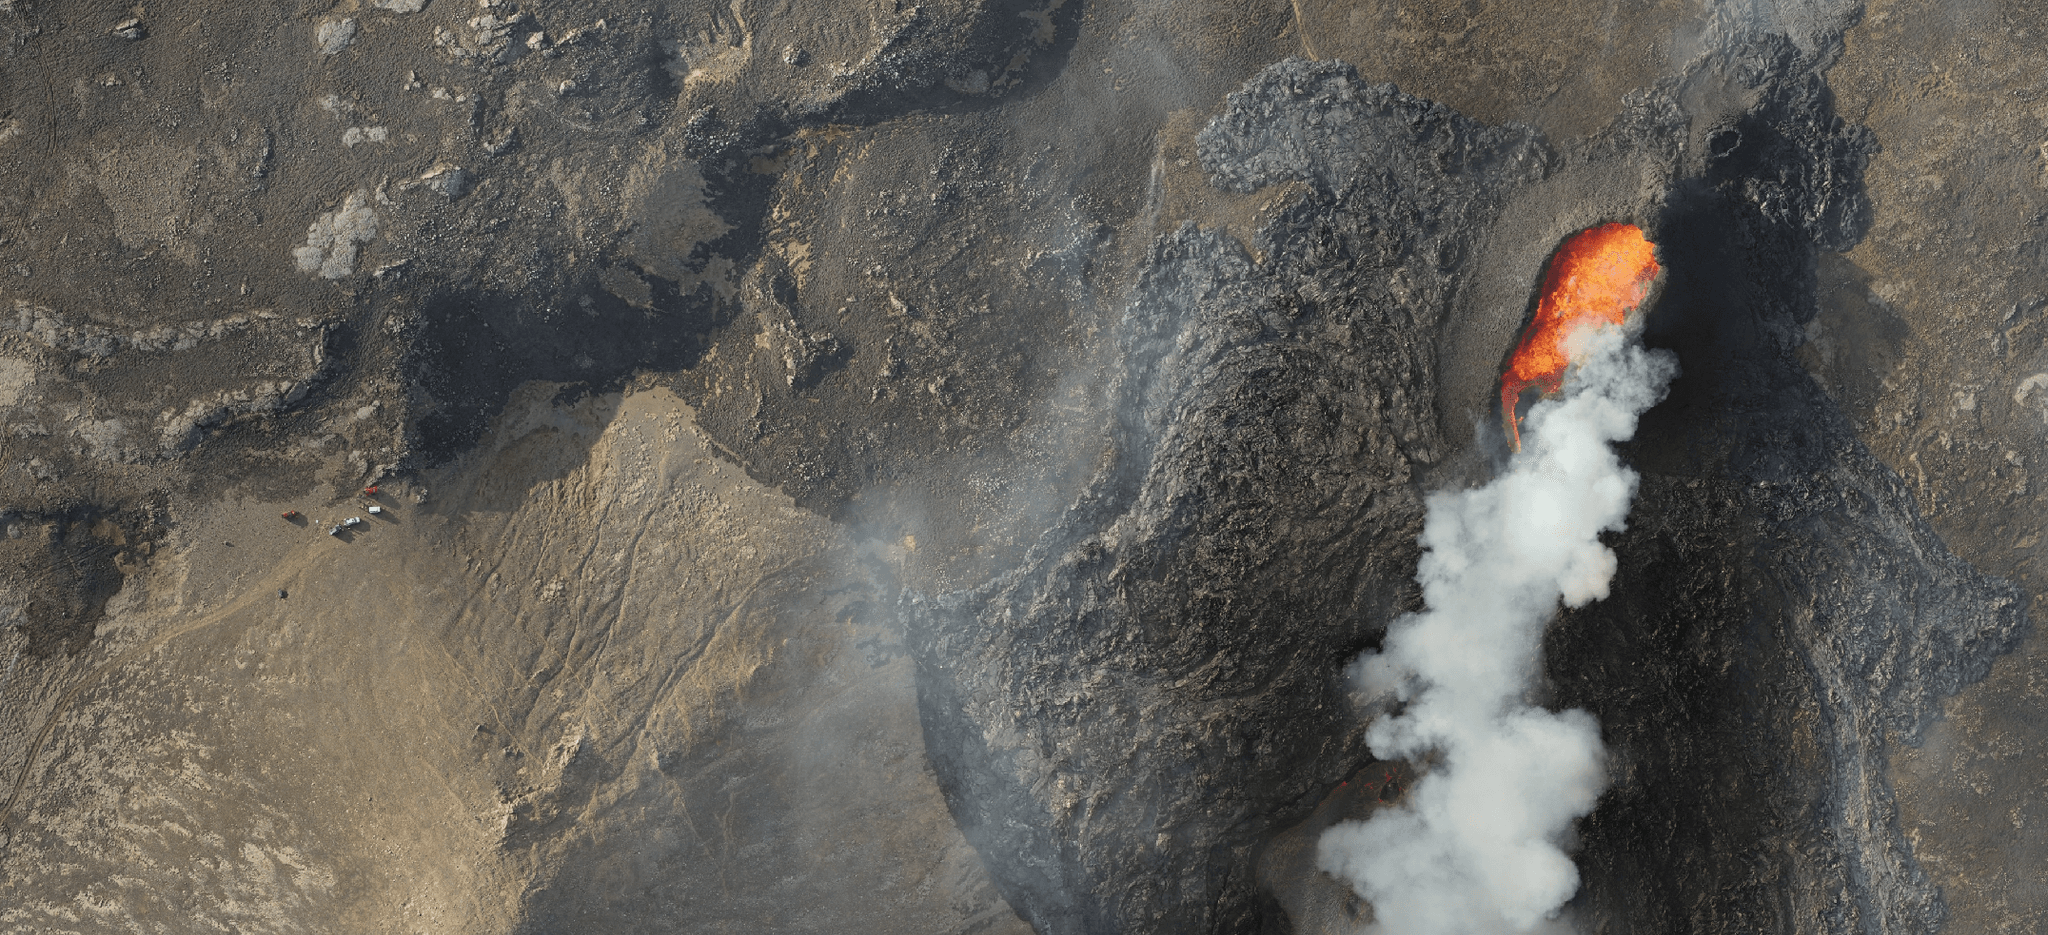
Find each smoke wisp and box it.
[1318,326,1676,934]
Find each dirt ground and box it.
[1,384,1030,933]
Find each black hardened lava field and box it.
[1,1,2043,933]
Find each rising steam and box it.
[1317,325,1676,934]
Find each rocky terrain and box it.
[1,0,2044,932]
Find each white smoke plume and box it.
[1318,325,1677,934]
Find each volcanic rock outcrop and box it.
[908,29,2021,935]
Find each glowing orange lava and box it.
[1500,222,1660,450]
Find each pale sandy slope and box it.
[0,383,1028,935]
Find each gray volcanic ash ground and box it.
[0,0,2045,933]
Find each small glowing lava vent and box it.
[1500,222,1660,449]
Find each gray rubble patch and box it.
[418,164,471,199]
[0,357,33,409]
[316,18,357,55]
[292,191,378,280]
[5,302,124,357]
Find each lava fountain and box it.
[1316,225,1675,934]
[1500,223,1660,450]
